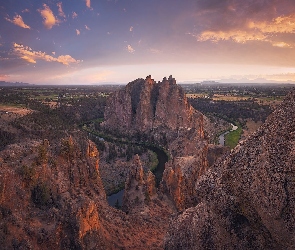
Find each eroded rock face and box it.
[122,155,158,214]
[164,91,295,249]
[102,75,206,156]
[0,135,173,249]
[161,143,208,211]
[0,136,109,249]
[103,76,210,210]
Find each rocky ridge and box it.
[102,75,206,157]
[122,155,159,214]
[103,76,211,211]
[164,90,295,249]
[0,134,172,249]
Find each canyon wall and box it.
[103,75,206,157]
[0,135,172,249]
[165,90,295,249]
[103,76,210,210]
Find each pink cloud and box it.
[57,2,66,19]
[5,15,31,29]
[38,4,59,29]
[72,12,78,19]
[13,43,81,65]
[85,0,91,8]
[127,45,135,53]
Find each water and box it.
[107,145,168,208]
[218,123,238,146]
[107,189,124,207]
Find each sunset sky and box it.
[1,0,295,84]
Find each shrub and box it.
[31,183,51,208]
[19,165,36,185]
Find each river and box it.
[218,123,238,146]
[106,144,168,208]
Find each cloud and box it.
[196,12,295,47]
[150,48,162,54]
[129,26,133,32]
[197,30,266,43]
[247,14,295,34]
[85,0,91,8]
[185,0,295,50]
[272,42,293,48]
[72,12,78,19]
[5,15,31,29]
[13,43,81,65]
[38,4,59,29]
[85,25,90,30]
[0,74,9,81]
[76,29,80,35]
[57,2,66,18]
[127,45,135,53]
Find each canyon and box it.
[0,76,295,249]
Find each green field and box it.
[225,126,243,149]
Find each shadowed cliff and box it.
[165,90,295,249]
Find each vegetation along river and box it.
[107,144,168,208]
[218,123,238,146]
[84,126,169,208]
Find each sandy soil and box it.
[0,105,33,116]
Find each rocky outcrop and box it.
[103,76,210,210]
[164,91,295,249]
[161,141,208,211]
[122,155,158,214]
[0,135,173,249]
[0,136,110,249]
[102,75,206,157]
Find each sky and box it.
[1,0,295,85]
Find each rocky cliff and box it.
[102,75,206,157]
[160,141,208,211]
[164,90,295,249]
[0,134,173,249]
[0,135,109,249]
[103,76,210,210]
[122,154,166,214]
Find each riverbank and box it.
[218,123,242,149]
[224,125,242,149]
[81,124,169,207]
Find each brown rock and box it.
[122,155,158,214]
[0,135,173,249]
[164,91,295,249]
[103,76,210,211]
[102,75,206,156]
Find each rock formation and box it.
[0,134,173,249]
[122,154,159,214]
[102,75,206,157]
[0,136,110,249]
[161,142,208,211]
[103,75,210,210]
[164,91,295,249]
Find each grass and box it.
[148,150,159,172]
[224,125,243,149]
[0,103,26,109]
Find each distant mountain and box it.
[180,78,295,85]
[219,77,295,85]
[0,81,33,87]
